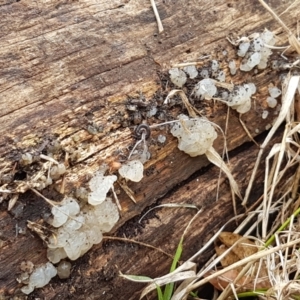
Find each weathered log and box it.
[0,0,298,299]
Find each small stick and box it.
[150,0,164,33]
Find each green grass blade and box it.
[265,205,300,247]
[163,236,184,300]
[156,284,164,300]
[236,289,267,298]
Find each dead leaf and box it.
[205,269,270,291]
[218,232,258,259]
[215,243,240,269]
[209,232,270,291]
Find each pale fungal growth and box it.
[228,60,237,75]
[56,260,72,279]
[267,96,277,108]
[170,114,241,198]
[171,114,217,157]
[50,205,69,227]
[118,160,144,182]
[200,69,209,78]
[47,247,67,264]
[87,197,119,233]
[50,163,66,180]
[239,29,275,71]
[21,262,57,295]
[183,65,198,79]
[237,41,250,57]
[211,60,219,73]
[169,68,187,87]
[88,170,117,206]
[146,106,157,117]
[157,134,166,144]
[240,52,261,71]
[21,153,33,165]
[20,260,34,273]
[227,83,256,113]
[262,110,269,119]
[49,197,80,227]
[221,91,229,100]
[268,86,281,98]
[265,123,272,130]
[47,197,118,262]
[193,78,217,99]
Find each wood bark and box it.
[0,0,298,299]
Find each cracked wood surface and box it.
[0,0,298,299]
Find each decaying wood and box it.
[0,0,298,299]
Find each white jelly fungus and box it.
[47,197,118,262]
[50,163,66,180]
[262,110,269,119]
[21,153,33,165]
[237,42,250,57]
[50,197,80,227]
[183,65,198,79]
[21,262,57,295]
[193,78,217,99]
[267,97,277,108]
[169,68,187,87]
[238,30,275,71]
[171,114,217,157]
[228,60,237,75]
[211,60,219,72]
[157,134,166,144]
[227,83,256,113]
[268,86,281,98]
[118,160,144,182]
[88,171,117,206]
[200,69,209,78]
[57,260,72,279]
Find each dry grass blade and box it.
[136,261,197,299]
[139,271,197,299]
[164,89,201,117]
[150,0,164,33]
[206,147,242,199]
[279,0,300,16]
[243,75,300,206]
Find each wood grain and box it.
[0,0,297,298]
